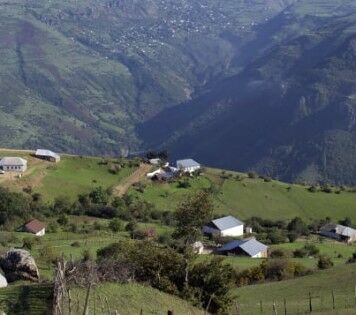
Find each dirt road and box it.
[113,163,152,196]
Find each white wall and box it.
[221,225,244,237]
[35,228,45,236]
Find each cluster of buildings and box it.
[0,149,60,174]
[201,215,269,258]
[147,158,201,180]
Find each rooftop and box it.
[218,238,268,257]
[24,219,46,234]
[211,215,243,231]
[0,157,27,166]
[35,149,60,159]
[176,159,200,168]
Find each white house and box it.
[203,215,244,237]
[35,149,60,163]
[0,157,27,172]
[176,159,201,173]
[218,238,268,258]
[22,219,46,236]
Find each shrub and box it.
[308,185,318,193]
[293,248,308,258]
[248,172,257,179]
[109,218,123,233]
[317,255,333,269]
[270,249,288,258]
[71,241,81,247]
[347,252,356,263]
[22,237,39,250]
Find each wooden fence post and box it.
[272,301,277,315]
[283,298,287,315]
[260,300,263,315]
[167,310,174,315]
[332,290,335,310]
[309,292,312,313]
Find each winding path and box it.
[113,163,152,196]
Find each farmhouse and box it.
[147,165,178,181]
[218,238,268,258]
[21,219,46,236]
[0,157,27,172]
[176,159,201,173]
[203,215,244,237]
[319,223,356,244]
[35,149,60,163]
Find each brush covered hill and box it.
[0,0,295,156]
[139,0,356,185]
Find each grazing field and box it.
[67,283,204,315]
[231,263,356,315]
[129,168,356,222]
[0,283,52,315]
[0,149,137,201]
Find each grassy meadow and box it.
[232,263,356,315]
[66,283,204,315]
[0,149,137,201]
[129,168,356,222]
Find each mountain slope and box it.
[139,0,356,184]
[0,0,294,155]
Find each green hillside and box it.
[129,168,356,222]
[0,283,52,315]
[0,149,138,201]
[233,263,356,315]
[67,282,204,315]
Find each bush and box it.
[71,241,81,247]
[22,237,39,250]
[293,248,308,258]
[317,255,333,269]
[270,249,288,258]
[347,252,356,263]
[248,172,257,179]
[109,218,123,233]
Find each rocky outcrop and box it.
[0,269,7,288]
[0,249,39,282]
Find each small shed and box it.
[0,157,27,173]
[22,219,46,236]
[35,149,60,163]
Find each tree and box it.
[174,191,214,244]
[339,217,352,227]
[89,186,108,205]
[190,257,235,314]
[174,191,214,290]
[108,218,123,233]
[287,217,309,236]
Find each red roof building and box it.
[23,219,46,236]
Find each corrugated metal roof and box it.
[218,238,268,257]
[212,215,243,231]
[176,159,200,168]
[35,149,60,159]
[0,157,27,166]
[321,223,356,237]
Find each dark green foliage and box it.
[174,191,214,243]
[0,187,31,226]
[108,218,123,233]
[190,257,235,314]
[317,255,334,270]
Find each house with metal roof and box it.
[35,149,60,163]
[218,238,268,258]
[0,157,27,173]
[319,223,356,244]
[203,215,244,237]
[176,159,201,173]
